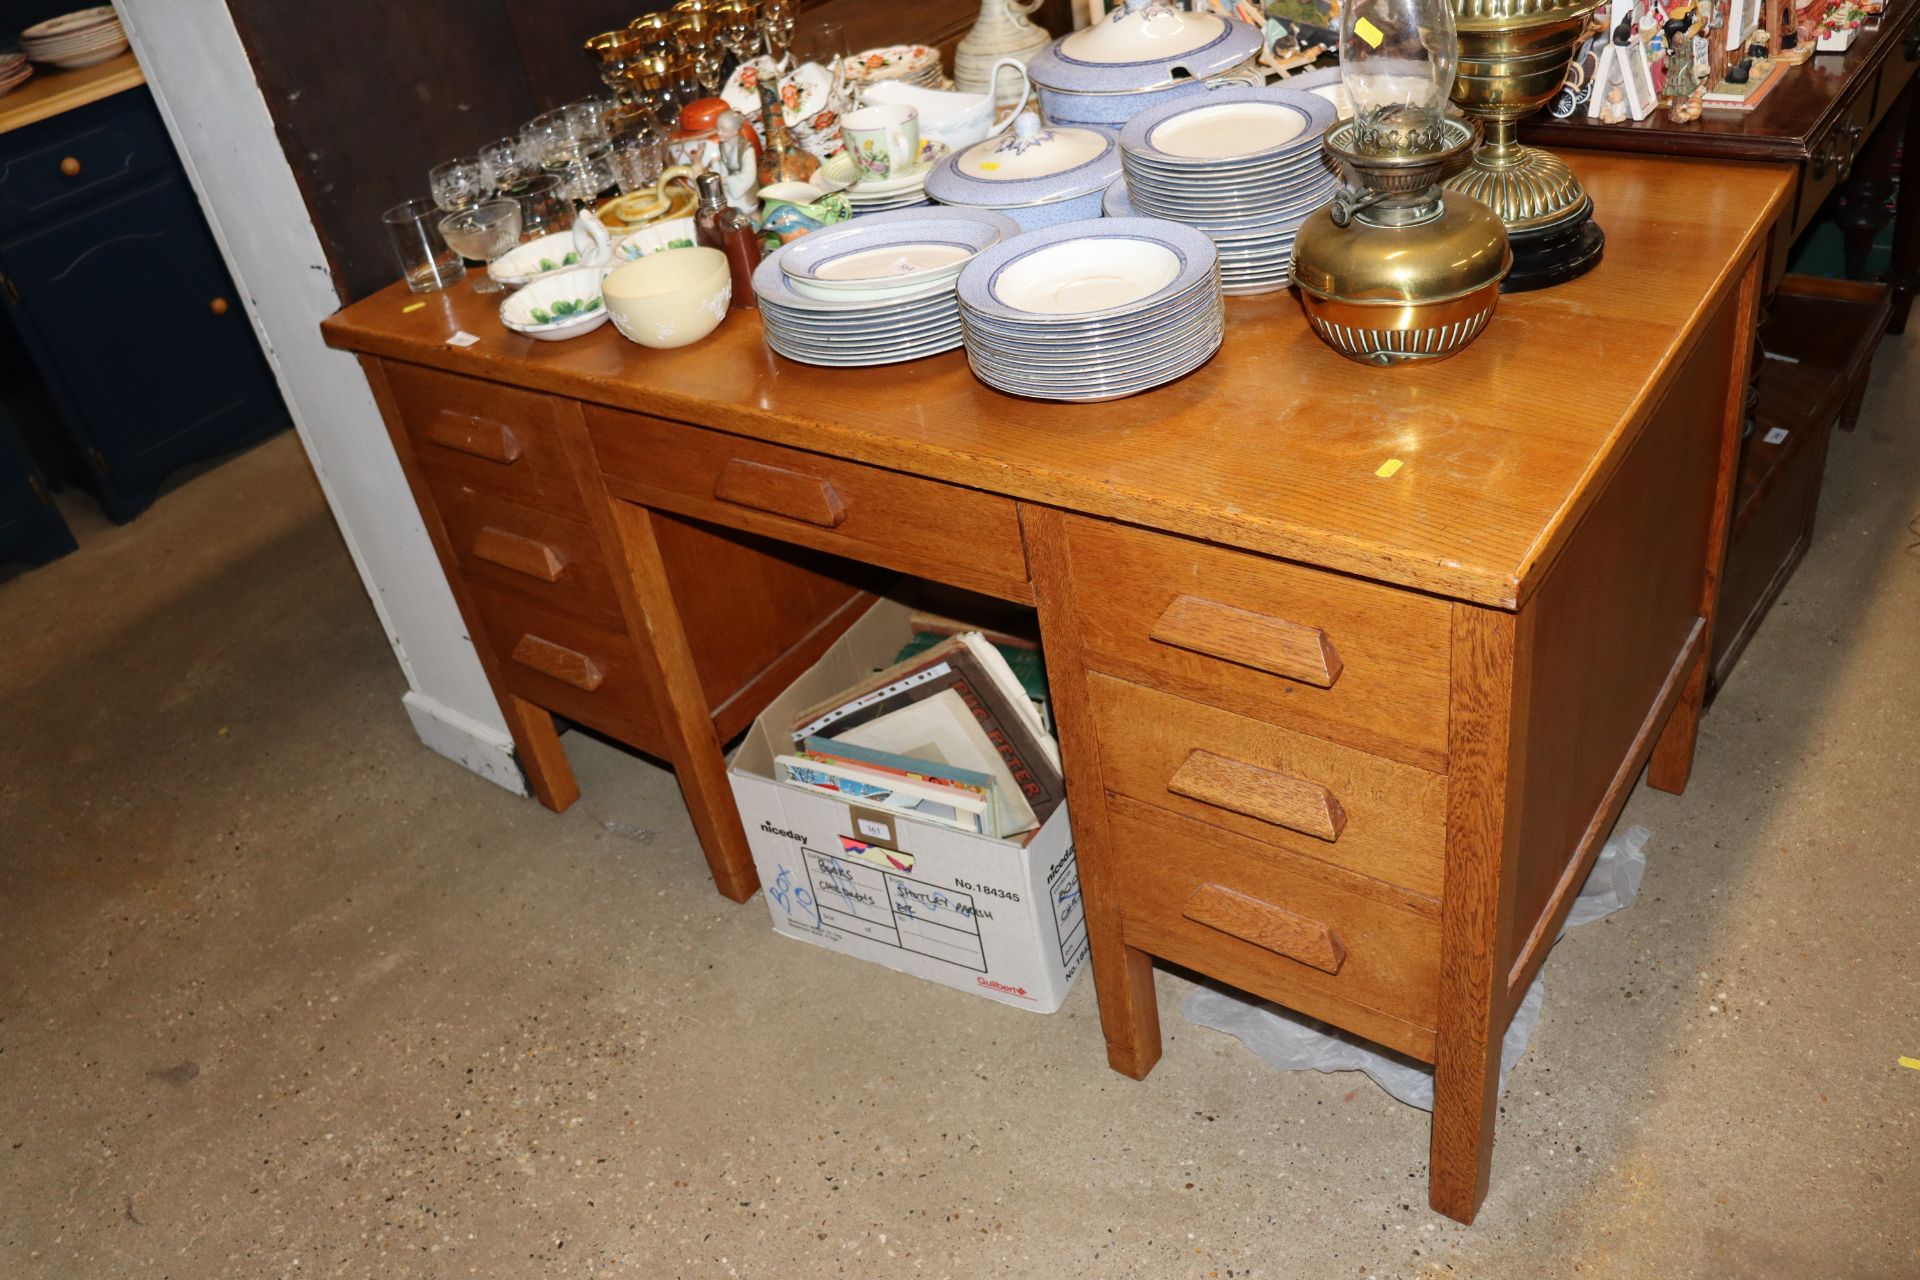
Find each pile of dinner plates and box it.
[956,217,1224,403]
[1113,85,1338,296]
[0,51,31,97]
[20,6,127,69]
[754,206,1021,366]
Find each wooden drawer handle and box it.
[59,156,81,177]
[210,296,230,316]
[1167,748,1347,842]
[1183,882,1347,975]
[510,635,604,691]
[472,526,566,582]
[424,413,523,465]
[712,457,847,528]
[1149,594,1343,688]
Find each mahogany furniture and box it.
[323,152,1794,1224]
[1528,1,1916,685]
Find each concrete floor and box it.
[3,333,1917,1280]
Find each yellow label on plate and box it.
[980,161,1000,171]
[1355,16,1385,46]
[1375,458,1403,478]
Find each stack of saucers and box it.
[817,143,947,215]
[0,51,32,97]
[842,44,945,92]
[20,6,127,69]
[755,207,1021,367]
[956,217,1224,403]
[1114,85,1338,296]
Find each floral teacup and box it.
[842,103,919,181]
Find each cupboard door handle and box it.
[1167,749,1347,842]
[59,156,80,177]
[1149,594,1344,687]
[1182,883,1347,975]
[210,296,229,316]
[424,413,523,465]
[510,635,604,691]
[712,458,847,528]
[472,526,566,582]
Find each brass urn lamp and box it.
[1444,0,1605,289]
[1292,0,1511,366]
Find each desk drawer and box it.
[0,91,172,234]
[1107,797,1439,1059]
[434,488,627,633]
[1795,80,1881,233]
[1061,516,1451,769]
[383,363,588,518]
[584,407,1032,602]
[466,581,662,752]
[1087,674,1446,900]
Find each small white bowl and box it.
[499,265,610,341]
[613,217,700,262]
[489,209,614,287]
[603,247,732,350]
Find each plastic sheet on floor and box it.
[1182,824,1652,1111]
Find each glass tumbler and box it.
[512,173,575,239]
[382,198,465,293]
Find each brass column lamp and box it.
[1443,0,1606,289]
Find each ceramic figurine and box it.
[1662,1,1706,121]
[755,80,821,187]
[713,111,760,214]
[953,0,1050,108]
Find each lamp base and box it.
[1501,196,1604,292]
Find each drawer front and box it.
[466,581,662,752]
[1087,674,1447,900]
[1796,80,1881,232]
[1106,797,1440,1058]
[0,92,172,234]
[383,362,588,518]
[433,487,628,633]
[585,406,1033,601]
[1062,516,1451,769]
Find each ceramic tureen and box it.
[924,112,1122,230]
[1025,0,1265,128]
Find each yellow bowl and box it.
[602,246,731,349]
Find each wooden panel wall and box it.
[227,0,1078,302]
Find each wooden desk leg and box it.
[507,695,583,812]
[1431,605,1529,1225]
[608,502,761,904]
[1022,504,1163,1080]
[1650,252,1762,792]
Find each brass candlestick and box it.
[1444,0,1606,290]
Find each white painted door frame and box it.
[116,1,527,797]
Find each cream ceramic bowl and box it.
[602,247,731,349]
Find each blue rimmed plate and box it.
[1120,84,1336,168]
[957,216,1216,326]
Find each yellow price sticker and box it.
[980,161,1000,171]
[1900,1056,1920,1071]
[402,301,426,314]
[1375,458,1403,478]
[1354,16,1385,46]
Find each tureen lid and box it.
[925,114,1122,209]
[1028,0,1264,94]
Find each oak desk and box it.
[323,152,1794,1223]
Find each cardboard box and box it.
[729,599,1088,1013]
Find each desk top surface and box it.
[323,151,1792,609]
[0,52,143,136]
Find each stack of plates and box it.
[842,44,944,91]
[20,6,128,69]
[818,144,948,215]
[754,206,1021,366]
[957,217,1224,403]
[0,51,32,97]
[1115,85,1338,296]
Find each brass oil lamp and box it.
[1291,0,1511,365]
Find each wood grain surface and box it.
[0,51,143,136]
[322,153,1793,609]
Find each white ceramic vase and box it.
[954,0,1052,108]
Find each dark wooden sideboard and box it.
[1528,0,1916,686]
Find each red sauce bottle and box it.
[694,172,761,311]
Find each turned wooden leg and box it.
[504,694,583,812]
[611,503,761,903]
[1022,503,1164,1080]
